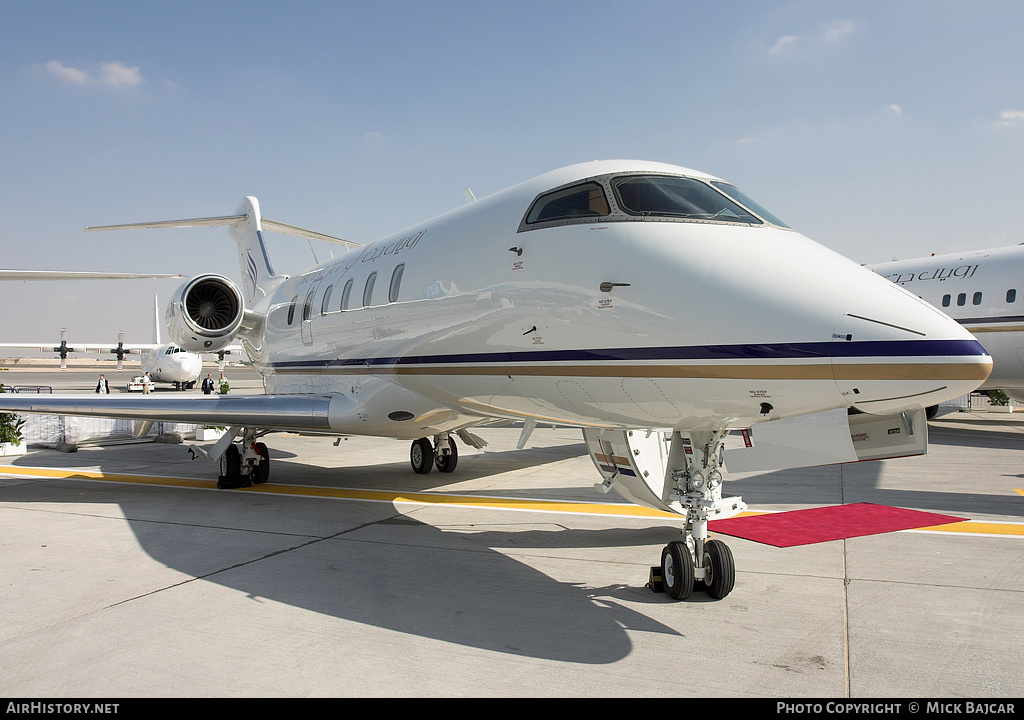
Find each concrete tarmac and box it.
[0,364,1021,697]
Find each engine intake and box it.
[166,274,244,353]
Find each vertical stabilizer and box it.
[229,197,279,306]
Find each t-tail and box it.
[85,197,360,306]
[84,198,359,355]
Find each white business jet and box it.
[870,244,1024,403]
[0,160,991,600]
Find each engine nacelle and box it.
[166,274,244,353]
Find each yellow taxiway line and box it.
[1,465,1022,537]
[0,465,675,518]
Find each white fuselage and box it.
[141,344,203,385]
[871,245,1024,397]
[233,161,989,438]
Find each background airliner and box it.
[0,160,992,600]
[0,296,242,387]
[870,245,1024,403]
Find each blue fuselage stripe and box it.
[269,339,989,371]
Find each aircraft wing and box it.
[0,393,342,434]
[0,270,183,281]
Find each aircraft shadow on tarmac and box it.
[5,438,688,664]
[5,420,1019,663]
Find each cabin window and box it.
[525,182,610,225]
[363,272,377,307]
[389,264,404,303]
[973,292,983,306]
[612,175,762,224]
[957,293,967,307]
[340,278,354,311]
[302,287,315,321]
[941,294,951,308]
[1007,289,1017,303]
[287,295,298,324]
[321,284,334,314]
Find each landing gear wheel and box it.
[434,437,458,473]
[702,538,735,599]
[410,437,433,474]
[251,442,270,485]
[217,444,250,489]
[661,540,694,601]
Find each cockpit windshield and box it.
[518,171,791,233]
[611,175,762,224]
[710,181,789,228]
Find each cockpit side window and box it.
[612,176,762,224]
[525,182,610,225]
[710,181,790,228]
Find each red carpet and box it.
[707,503,965,548]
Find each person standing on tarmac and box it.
[95,375,109,394]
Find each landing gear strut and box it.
[584,427,744,601]
[659,430,738,600]
[409,433,459,474]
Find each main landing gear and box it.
[583,427,745,601]
[410,433,458,474]
[216,429,271,489]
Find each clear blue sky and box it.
[2,1,1023,342]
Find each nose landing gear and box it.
[584,427,744,601]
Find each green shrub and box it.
[0,385,25,446]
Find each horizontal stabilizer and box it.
[86,213,361,249]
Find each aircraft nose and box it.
[831,281,991,414]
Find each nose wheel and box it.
[656,537,735,601]
[661,541,694,600]
[701,538,735,599]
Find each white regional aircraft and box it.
[870,245,1024,404]
[0,299,208,388]
[0,270,208,386]
[0,160,992,600]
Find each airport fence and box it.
[22,415,203,447]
